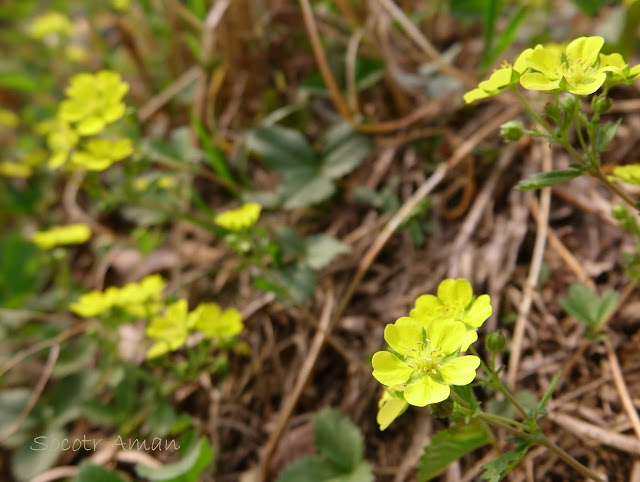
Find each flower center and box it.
[404,340,444,375]
[555,57,597,84]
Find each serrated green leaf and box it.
[135,437,214,482]
[75,463,126,482]
[279,171,336,209]
[314,408,363,473]
[559,283,600,325]
[276,456,343,482]
[320,123,372,180]
[515,169,582,190]
[596,290,619,324]
[305,235,350,270]
[481,443,530,481]
[246,125,317,172]
[417,421,491,481]
[596,119,621,153]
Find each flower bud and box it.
[592,95,612,115]
[559,95,576,114]
[429,398,454,418]
[500,120,526,141]
[485,332,507,354]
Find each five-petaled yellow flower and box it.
[520,36,608,95]
[372,316,480,407]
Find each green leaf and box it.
[537,372,561,413]
[0,72,40,92]
[417,420,491,481]
[12,427,66,482]
[276,457,343,482]
[327,461,374,482]
[480,443,530,481]
[144,401,177,438]
[246,125,317,172]
[52,339,98,378]
[75,463,126,482]
[263,261,317,304]
[314,407,364,473]
[305,235,350,270]
[320,122,372,179]
[596,290,619,324]
[0,231,44,308]
[353,58,385,92]
[135,437,214,482]
[191,116,233,181]
[596,119,621,153]
[571,0,608,17]
[488,7,527,68]
[515,169,582,190]
[278,169,336,209]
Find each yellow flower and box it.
[0,161,32,178]
[377,388,409,431]
[520,36,607,95]
[214,202,262,231]
[59,70,129,136]
[191,302,243,338]
[0,108,19,128]
[372,317,480,407]
[463,48,534,103]
[118,274,166,317]
[65,45,89,63]
[611,164,640,184]
[44,119,79,168]
[31,223,91,250]
[69,289,118,317]
[146,300,191,359]
[28,12,74,40]
[111,0,132,11]
[70,138,133,171]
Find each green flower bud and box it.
[500,120,526,141]
[592,95,612,115]
[559,95,576,115]
[429,398,454,418]
[485,332,507,354]
[544,102,562,123]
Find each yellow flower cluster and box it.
[41,71,132,172]
[69,274,166,318]
[31,223,91,250]
[146,300,243,359]
[27,12,89,63]
[214,203,262,231]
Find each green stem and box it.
[573,95,592,163]
[590,169,639,210]
[473,412,606,481]
[471,346,530,420]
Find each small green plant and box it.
[276,407,373,482]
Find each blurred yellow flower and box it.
[0,108,19,128]
[28,12,74,40]
[0,161,32,179]
[70,138,133,171]
[31,223,91,250]
[214,202,262,231]
[59,70,129,136]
